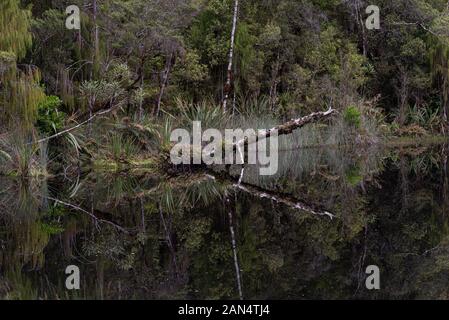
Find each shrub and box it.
[36,95,66,134]
[343,106,362,129]
[107,133,140,162]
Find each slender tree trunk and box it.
[154,53,174,117]
[397,71,409,126]
[88,96,94,135]
[442,144,449,218]
[139,76,144,120]
[443,75,449,133]
[222,0,239,113]
[232,84,237,114]
[78,28,82,52]
[356,4,367,57]
[92,0,99,79]
[269,52,281,111]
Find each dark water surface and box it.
[1,143,449,299]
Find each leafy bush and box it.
[36,95,66,134]
[343,106,361,128]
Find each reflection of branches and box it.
[159,203,179,278]
[233,183,335,219]
[226,195,243,300]
[131,171,335,218]
[206,173,335,219]
[45,196,129,234]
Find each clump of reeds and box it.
[0,131,48,178]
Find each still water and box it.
[1,143,448,299]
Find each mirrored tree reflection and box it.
[1,144,449,299]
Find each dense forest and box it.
[1,0,449,167]
[1,0,449,300]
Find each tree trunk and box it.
[356,4,367,57]
[88,96,94,135]
[154,53,174,117]
[92,0,99,79]
[443,75,449,133]
[222,0,239,113]
[139,76,144,120]
[269,52,281,111]
[397,70,409,126]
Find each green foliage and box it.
[36,95,66,135]
[0,1,46,130]
[3,0,447,138]
[39,222,64,236]
[176,98,229,129]
[106,132,140,162]
[0,133,45,177]
[345,165,363,186]
[406,104,442,131]
[0,0,32,60]
[343,106,362,129]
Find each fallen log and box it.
[239,107,335,145]
[165,107,336,164]
[226,107,336,157]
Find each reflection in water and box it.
[1,143,449,299]
[226,194,243,300]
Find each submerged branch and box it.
[45,196,129,233]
